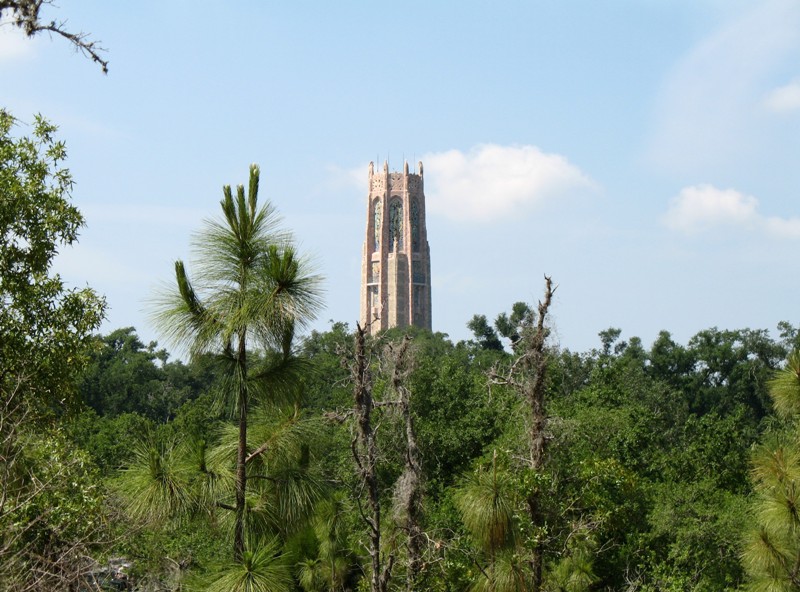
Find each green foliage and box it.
[0,110,106,589]
[468,302,534,352]
[545,537,597,592]
[410,333,510,485]
[295,492,357,592]
[198,540,293,592]
[300,321,353,410]
[113,404,328,587]
[542,327,771,590]
[767,351,800,420]
[598,327,625,356]
[79,327,210,420]
[0,427,107,589]
[0,109,105,413]
[67,408,154,473]
[647,480,747,589]
[743,355,800,590]
[207,407,326,536]
[469,550,531,592]
[467,314,503,351]
[146,164,322,565]
[684,327,784,418]
[98,317,791,590]
[117,437,194,526]
[495,302,533,346]
[456,455,518,554]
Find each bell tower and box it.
[360,160,431,334]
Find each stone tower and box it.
[360,160,431,334]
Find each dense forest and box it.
[4,109,800,592]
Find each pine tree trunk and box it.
[234,333,248,561]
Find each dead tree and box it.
[386,336,424,592]
[341,327,426,592]
[0,0,109,72]
[490,275,556,592]
[349,323,394,592]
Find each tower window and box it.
[413,285,424,318]
[373,199,382,252]
[411,198,420,252]
[389,200,403,249]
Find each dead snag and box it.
[490,275,556,592]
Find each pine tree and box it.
[742,352,800,591]
[146,164,322,566]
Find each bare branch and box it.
[1,1,109,72]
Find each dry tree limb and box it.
[0,1,109,72]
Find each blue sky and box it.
[3,0,800,354]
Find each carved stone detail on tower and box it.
[360,160,432,334]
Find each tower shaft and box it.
[360,160,431,334]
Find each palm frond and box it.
[116,439,193,526]
[206,406,324,539]
[249,354,313,407]
[742,526,794,587]
[758,480,800,535]
[297,558,324,592]
[313,492,351,554]
[251,244,324,340]
[254,463,326,536]
[751,438,800,488]
[455,460,518,553]
[469,550,531,592]
[180,437,235,511]
[769,352,800,419]
[546,541,598,592]
[200,539,293,592]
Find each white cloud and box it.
[421,144,593,222]
[763,216,800,239]
[649,0,800,172]
[764,80,800,113]
[664,184,800,238]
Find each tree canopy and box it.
[0,110,106,590]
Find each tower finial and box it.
[418,161,424,177]
[383,160,388,173]
[368,161,374,177]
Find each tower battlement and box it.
[360,160,432,334]
[368,161,423,193]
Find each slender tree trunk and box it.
[390,337,423,592]
[403,413,423,592]
[351,323,385,592]
[523,278,553,470]
[525,276,554,592]
[234,332,248,561]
